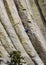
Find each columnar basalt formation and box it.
[0,0,46,65]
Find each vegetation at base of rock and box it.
[10,51,26,65]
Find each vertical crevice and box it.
[34,0,46,25]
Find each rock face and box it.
[0,0,46,65]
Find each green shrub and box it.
[10,51,26,65]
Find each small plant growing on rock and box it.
[10,51,26,65]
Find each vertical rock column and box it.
[0,41,10,65]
